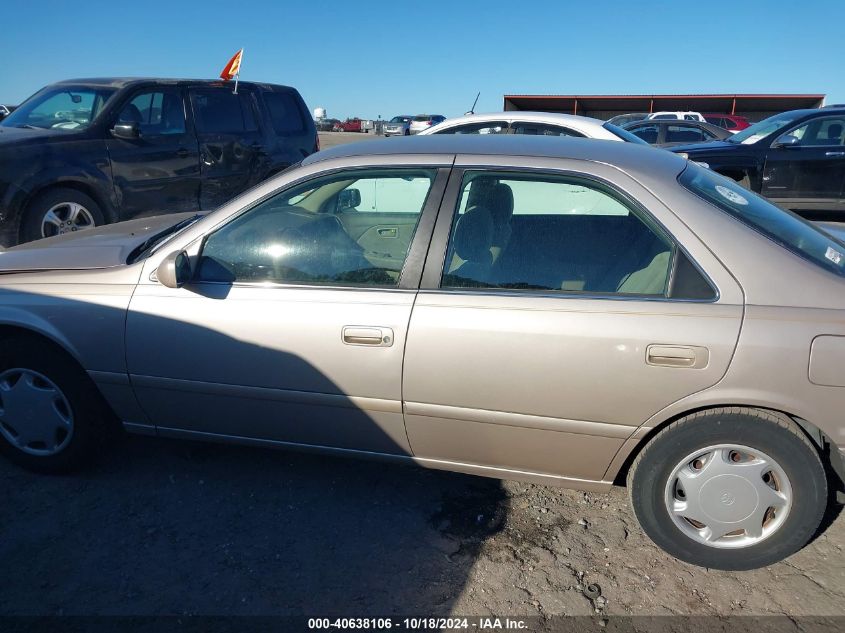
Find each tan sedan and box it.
[0,135,843,570]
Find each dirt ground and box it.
[0,434,843,618]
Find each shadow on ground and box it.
[0,436,508,616]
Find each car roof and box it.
[303,134,686,176]
[52,77,297,91]
[434,111,606,126]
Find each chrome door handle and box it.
[342,326,393,347]
[646,344,709,369]
[825,151,845,157]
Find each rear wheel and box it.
[628,407,827,570]
[20,187,105,244]
[0,337,115,473]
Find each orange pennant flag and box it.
[220,49,243,81]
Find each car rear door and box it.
[105,86,200,219]
[189,86,268,209]
[762,114,845,214]
[401,157,744,485]
[126,161,450,455]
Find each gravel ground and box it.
[0,434,842,617]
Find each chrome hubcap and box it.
[0,369,74,456]
[42,202,96,238]
[664,444,792,549]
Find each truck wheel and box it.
[20,188,105,243]
[628,407,828,570]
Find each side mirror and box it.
[773,134,801,149]
[337,188,361,211]
[111,121,139,140]
[156,250,191,288]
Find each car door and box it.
[402,160,744,484]
[105,87,200,219]
[762,114,845,213]
[189,87,268,209]
[126,164,449,455]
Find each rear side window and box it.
[511,123,583,137]
[680,165,845,277]
[263,91,306,135]
[666,125,710,143]
[191,89,257,134]
[441,171,674,296]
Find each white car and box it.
[646,111,706,122]
[419,111,645,142]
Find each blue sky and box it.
[2,0,844,119]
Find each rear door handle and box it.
[646,344,709,369]
[176,147,191,157]
[825,151,845,157]
[342,326,393,347]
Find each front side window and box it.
[511,123,583,137]
[441,172,674,296]
[118,89,186,135]
[630,124,659,144]
[680,164,845,277]
[191,89,257,134]
[777,116,845,147]
[197,169,436,286]
[1,86,117,131]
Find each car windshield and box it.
[680,164,845,277]
[390,116,410,123]
[0,85,117,131]
[726,111,805,145]
[603,122,649,145]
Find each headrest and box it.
[453,206,494,263]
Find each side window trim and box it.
[420,166,717,302]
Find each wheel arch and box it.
[22,179,117,225]
[608,403,839,488]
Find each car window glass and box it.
[511,123,584,137]
[263,91,305,135]
[198,168,436,286]
[2,87,116,131]
[666,125,709,143]
[441,172,673,296]
[782,116,845,147]
[630,124,659,144]
[438,122,507,135]
[119,89,186,135]
[652,114,675,120]
[191,89,255,134]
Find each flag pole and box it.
[233,48,243,94]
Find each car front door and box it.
[126,164,449,455]
[106,87,200,219]
[189,87,268,209]
[402,160,744,485]
[762,114,845,214]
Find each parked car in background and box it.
[409,114,446,134]
[624,119,732,147]
[316,118,340,132]
[1,135,843,571]
[607,112,649,127]
[419,111,649,144]
[0,105,14,120]
[647,111,706,122]
[0,78,317,246]
[669,107,845,216]
[704,113,751,133]
[383,115,413,136]
[334,118,364,133]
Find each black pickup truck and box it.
[0,78,317,245]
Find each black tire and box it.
[628,407,828,570]
[20,187,105,244]
[0,336,115,473]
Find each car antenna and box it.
[465,92,480,116]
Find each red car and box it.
[333,118,364,132]
[703,113,751,133]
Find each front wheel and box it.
[628,407,828,570]
[20,187,104,244]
